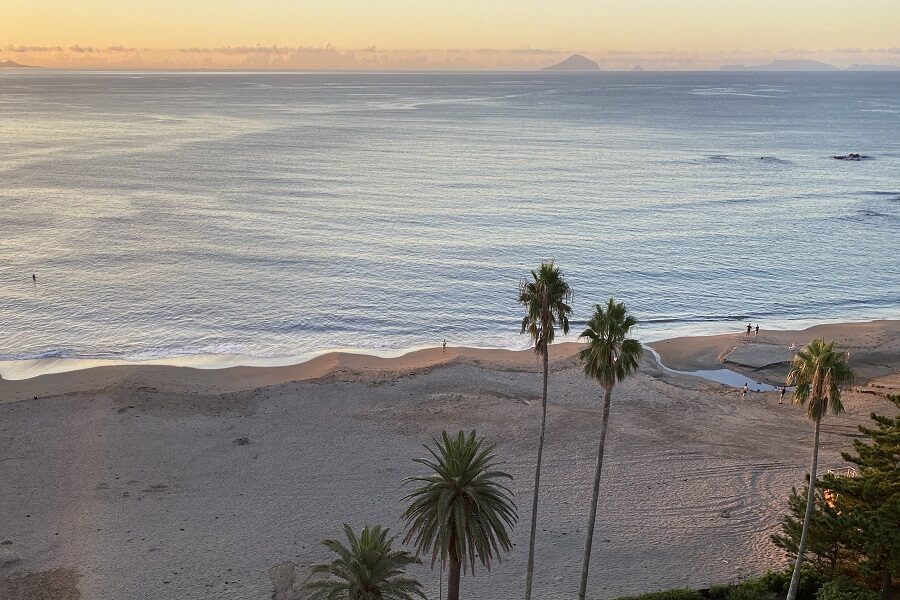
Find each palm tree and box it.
[403,430,517,600]
[302,523,426,600]
[576,298,642,600]
[784,338,854,600]
[517,260,572,600]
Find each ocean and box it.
[1,70,898,378]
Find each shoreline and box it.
[2,315,898,382]
[2,319,897,401]
[2,318,898,599]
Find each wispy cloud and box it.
[3,43,899,70]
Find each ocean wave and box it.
[639,315,758,324]
[0,348,80,361]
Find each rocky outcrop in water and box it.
[833,153,869,161]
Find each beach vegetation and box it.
[402,430,517,600]
[774,394,898,598]
[613,589,703,600]
[576,297,643,600]
[517,260,572,600]
[784,339,855,600]
[301,523,425,600]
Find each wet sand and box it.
[650,319,900,391]
[1,321,897,600]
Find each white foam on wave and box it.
[2,315,894,382]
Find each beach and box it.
[1,321,898,600]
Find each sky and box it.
[3,0,900,70]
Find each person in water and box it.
[746,323,752,337]
[32,273,36,283]
[755,324,759,336]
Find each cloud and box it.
[4,44,63,52]
[506,48,564,55]
[3,43,900,70]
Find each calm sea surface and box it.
[1,71,899,376]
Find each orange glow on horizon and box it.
[2,0,899,70]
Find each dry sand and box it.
[1,321,897,600]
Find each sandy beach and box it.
[1,321,898,600]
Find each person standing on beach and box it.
[442,339,446,354]
[742,383,749,399]
[779,386,786,404]
[755,324,759,336]
[746,323,752,337]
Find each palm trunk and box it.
[577,386,613,600]
[879,562,891,600]
[447,545,461,600]
[525,347,549,600]
[787,419,821,600]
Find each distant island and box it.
[720,59,838,71]
[632,65,643,72]
[542,54,600,71]
[719,59,900,72]
[846,63,900,71]
[0,60,39,69]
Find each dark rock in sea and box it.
[542,54,600,71]
[233,437,250,446]
[833,153,869,161]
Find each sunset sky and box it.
[3,0,900,69]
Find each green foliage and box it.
[816,578,880,600]
[771,393,899,590]
[771,485,860,576]
[402,430,517,573]
[823,394,899,587]
[759,566,826,600]
[725,579,778,600]
[302,524,425,600]
[517,260,573,356]
[786,338,854,423]
[613,589,702,600]
[578,297,643,390]
[707,584,733,600]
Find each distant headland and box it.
[720,59,837,71]
[542,54,600,71]
[720,59,900,72]
[0,60,40,69]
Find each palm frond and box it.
[786,338,854,423]
[517,260,573,356]
[302,524,426,600]
[402,430,518,575]
[577,298,643,390]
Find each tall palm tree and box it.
[403,430,517,600]
[784,338,854,600]
[576,298,643,600]
[517,260,572,600]
[302,523,426,600]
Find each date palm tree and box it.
[517,260,572,600]
[302,524,425,600]
[576,298,642,600]
[784,338,854,600]
[403,430,517,600]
